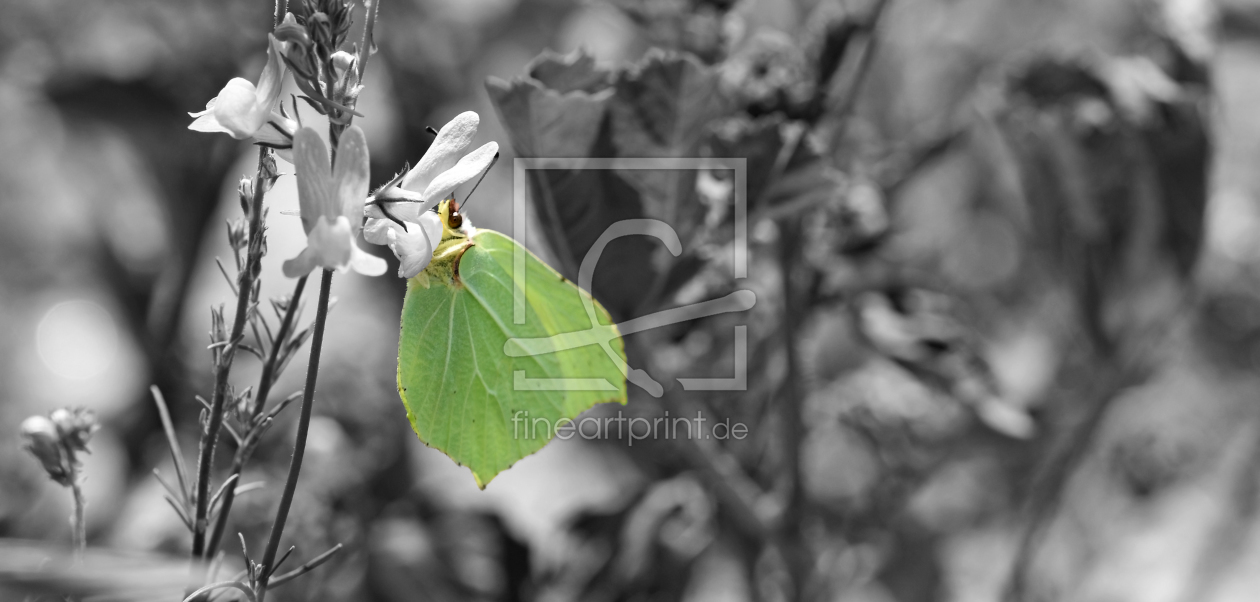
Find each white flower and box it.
[363,111,498,278]
[282,125,386,278]
[21,415,67,484]
[189,34,297,150]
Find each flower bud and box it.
[306,12,335,52]
[227,217,248,252]
[238,176,253,215]
[50,408,98,454]
[230,386,253,423]
[211,304,228,347]
[274,13,312,48]
[331,51,356,82]
[21,415,71,486]
[260,153,280,193]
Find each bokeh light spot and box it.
[36,299,118,381]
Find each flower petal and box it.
[361,209,398,246]
[350,245,387,276]
[332,126,371,231]
[419,141,499,209]
[388,211,444,278]
[281,246,320,278]
[292,127,337,233]
[368,186,426,223]
[189,98,233,134]
[400,111,480,193]
[419,210,444,248]
[252,114,296,148]
[189,112,231,134]
[212,78,268,139]
[254,35,288,116]
[282,216,354,277]
[331,50,357,83]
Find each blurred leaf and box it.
[610,51,730,228]
[486,51,613,158]
[488,53,650,320]
[995,53,1207,349]
[488,50,732,319]
[816,16,863,92]
[607,0,732,62]
[529,50,614,95]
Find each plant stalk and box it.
[191,147,270,560]
[254,268,333,602]
[70,479,86,562]
[204,274,309,558]
[777,216,807,601]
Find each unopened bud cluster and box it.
[20,408,98,488]
[275,0,363,125]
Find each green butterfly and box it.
[397,200,628,487]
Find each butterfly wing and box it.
[398,229,627,488]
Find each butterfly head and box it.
[444,198,465,230]
[436,198,474,244]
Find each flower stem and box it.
[254,268,333,602]
[777,215,807,601]
[191,148,271,560]
[356,0,381,81]
[70,478,86,561]
[204,274,309,558]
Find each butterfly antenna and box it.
[459,152,500,214]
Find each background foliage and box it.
[2,0,1259,601]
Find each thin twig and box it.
[268,546,296,579]
[266,391,304,421]
[248,314,267,360]
[269,544,344,588]
[205,275,308,558]
[207,474,240,518]
[254,268,334,602]
[356,0,381,82]
[215,258,239,296]
[256,305,276,349]
[1002,363,1138,601]
[182,581,256,602]
[191,148,272,560]
[829,0,892,143]
[254,277,309,419]
[166,495,194,531]
[676,432,774,540]
[776,215,808,602]
[151,386,190,507]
